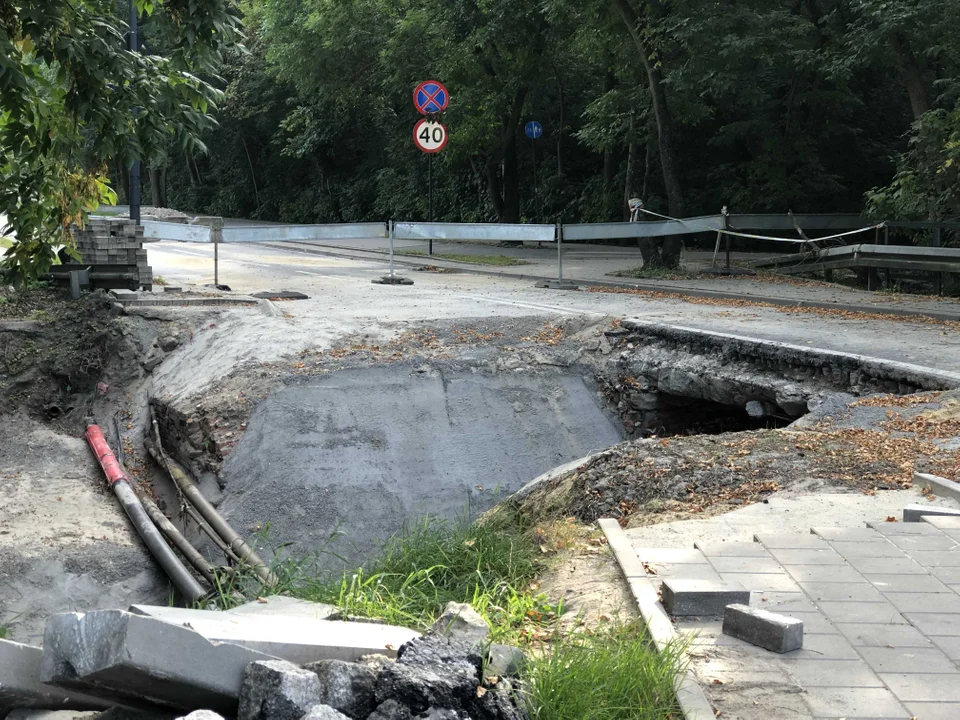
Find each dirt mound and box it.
[513,390,960,529]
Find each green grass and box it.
[0,625,7,640]
[153,275,168,286]
[524,622,685,719]
[397,249,528,267]
[210,509,560,641]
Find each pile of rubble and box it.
[1,599,527,720]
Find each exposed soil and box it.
[513,390,960,530]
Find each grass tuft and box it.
[523,622,686,720]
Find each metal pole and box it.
[214,230,219,287]
[883,224,891,289]
[428,155,433,255]
[128,0,140,225]
[533,138,540,225]
[557,223,563,281]
[389,220,395,278]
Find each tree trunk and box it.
[486,158,504,221]
[603,70,616,191]
[612,0,685,217]
[240,135,261,212]
[641,141,652,200]
[502,135,520,223]
[160,167,167,208]
[185,156,198,186]
[485,86,528,223]
[149,167,162,208]
[890,33,929,120]
[623,139,638,221]
[553,64,566,177]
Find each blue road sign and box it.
[414,80,450,115]
[525,121,543,139]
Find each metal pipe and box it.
[557,223,563,281]
[389,220,395,278]
[144,443,242,566]
[85,424,207,602]
[149,410,277,586]
[137,491,219,585]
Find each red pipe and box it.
[86,425,127,486]
[85,424,207,602]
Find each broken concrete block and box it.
[40,611,274,712]
[0,640,111,716]
[366,701,411,720]
[661,579,750,616]
[302,660,376,719]
[299,706,350,720]
[485,645,526,678]
[237,661,321,720]
[429,603,489,648]
[722,604,803,653]
[224,597,336,620]
[903,503,960,523]
[127,606,417,663]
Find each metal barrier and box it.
[222,222,388,244]
[141,220,212,244]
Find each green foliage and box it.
[523,622,685,719]
[866,104,960,221]
[0,0,242,282]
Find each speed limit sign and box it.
[413,119,448,153]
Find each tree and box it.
[0,0,241,283]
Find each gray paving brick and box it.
[783,659,883,687]
[767,548,846,565]
[790,633,859,660]
[661,578,749,616]
[817,601,906,624]
[927,566,960,583]
[718,573,801,592]
[905,550,960,567]
[879,672,960,702]
[884,592,960,614]
[774,611,841,635]
[929,636,960,660]
[924,515,960,530]
[753,532,829,549]
[783,564,867,583]
[802,687,910,718]
[859,646,957,674]
[633,547,707,564]
[798,581,885,602]
[867,521,942,535]
[846,557,927,575]
[836,623,934,648]
[750,591,819,612]
[827,541,906,558]
[708,556,785,574]
[694,541,769,557]
[904,613,960,637]
[903,702,960,720]
[888,534,959,551]
[865,574,950,593]
[648,563,722,581]
[811,527,881,541]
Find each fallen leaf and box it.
[476,686,487,698]
[886,516,898,523]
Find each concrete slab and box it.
[40,611,276,712]
[225,597,337,620]
[923,515,960,530]
[127,605,419,663]
[0,640,111,716]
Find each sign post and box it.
[413,81,450,255]
[525,121,543,225]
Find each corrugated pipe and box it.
[148,409,277,586]
[85,424,208,603]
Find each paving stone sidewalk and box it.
[630,514,960,719]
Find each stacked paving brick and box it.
[74,217,152,290]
